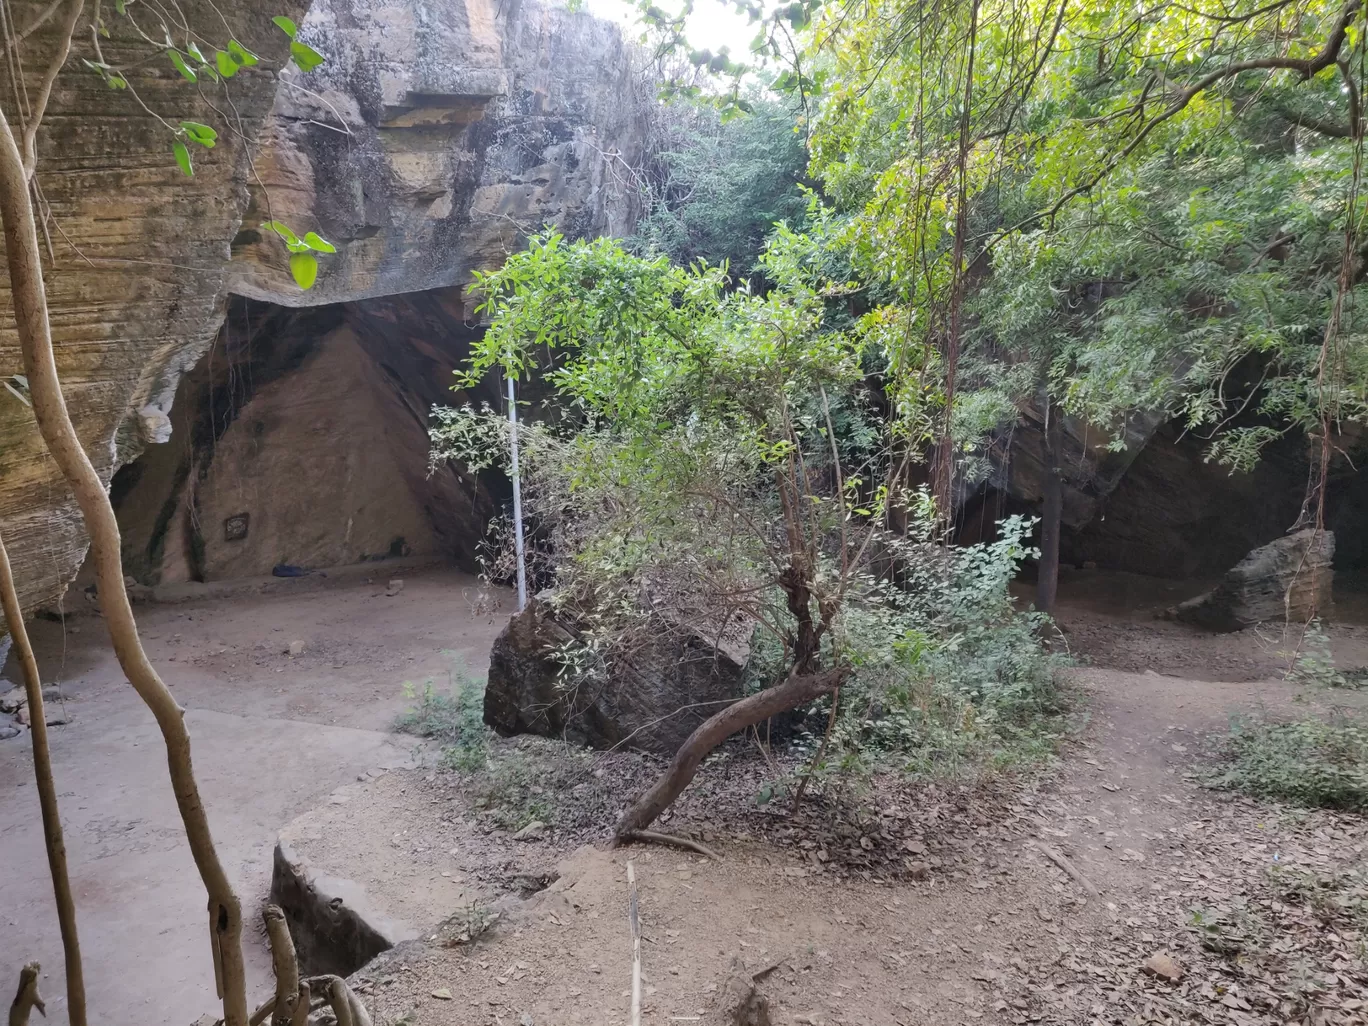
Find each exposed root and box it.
[618,828,722,861]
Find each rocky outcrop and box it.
[105,293,500,584]
[1175,529,1335,631]
[1,0,646,611]
[1055,420,1314,579]
[0,0,308,613]
[484,597,751,757]
[998,405,1166,532]
[228,0,645,308]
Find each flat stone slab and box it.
[269,770,472,976]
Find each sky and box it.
[583,0,759,56]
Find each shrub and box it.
[394,659,489,773]
[1285,619,1368,691]
[1206,714,1368,810]
[797,515,1072,788]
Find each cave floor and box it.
[0,565,512,1026]
[3,568,1367,1026]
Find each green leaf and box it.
[114,0,126,14]
[180,121,217,147]
[260,220,300,246]
[227,39,259,67]
[173,141,193,177]
[272,15,298,38]
[107,74,128,89]
[214,49,239,78]
[289,40,325,72]
[187,41,206,63]
[290,251,318,290]
[302,231,336,253]
[168,50,197,82]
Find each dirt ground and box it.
[1048,567,1368,682]
[292,667,1368,1026]
[3,566,1367,1026]
[0,564,512,1026]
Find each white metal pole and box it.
[507,373,528,612]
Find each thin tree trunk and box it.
[615,670,843,838]
[0,109,249,1024]
[1037,398,1062,614]
[0,530,86,1026]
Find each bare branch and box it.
[0,73,251,1026]
[21,0,84,180]
[0,530,86,1026]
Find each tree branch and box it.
[263,905,299,1026]
[0,93,249,1026]
[993,0,1364,246]
[21,0,84,180]
[614,669,844,837]
[0,530,86,1026]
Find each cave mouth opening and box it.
[107,290,503,587]
[955,417,1368,619]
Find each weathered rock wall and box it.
[108,290,501,584]
[0,0,309,613]
[228,0,647,307]
[0,0,647,611]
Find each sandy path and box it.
[0,566,510,1026]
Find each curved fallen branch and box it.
[1031,840,1101,899]
[615,669,843,839]
[0,531,85,1026]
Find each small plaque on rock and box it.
[223,513,250,542]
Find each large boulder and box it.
[484,598,750,757]
[1175,528,1334,631]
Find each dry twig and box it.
[1031,840,1102,898]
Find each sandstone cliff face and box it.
[228,0,646,307]
[0,0,646,611]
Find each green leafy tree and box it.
[632,96,811,275]
[435,224,1060,835]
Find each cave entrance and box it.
[107,290,501,586]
